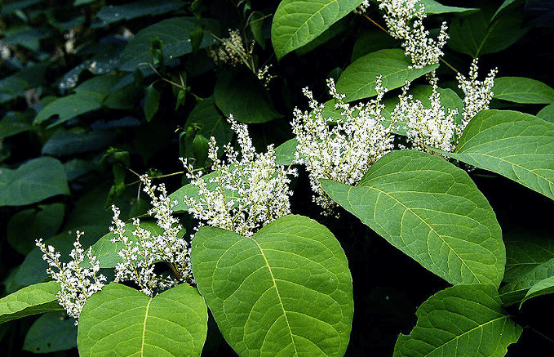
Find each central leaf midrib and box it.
[140,298,153,356]
[252,239,298,355]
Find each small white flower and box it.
[181,116,297,237]
[36,232,106,324]
[292,77,394,215]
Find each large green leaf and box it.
[393,285,522,357]
[271,0,363,60]
[119,17,216,72]
[77,283,207,357]
[191,215,353,356]
[0,282,62,325]
[445,110,554,201]
[493,77,554,104]
[214,69,282,124]
[500,257,554,306]
[336,49,439,102]
[0,157,69,207]
[321,150,505,287]
[448,5,529,57]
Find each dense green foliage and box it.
[1,0,554,356]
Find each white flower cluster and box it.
[378,0,448,68]
[457,58,498,130]
[292,77,393,215]
[209,29,251,67]
[109,175,193,296]
[354,1,371,15]
[36,232,106,324]
[181,116,297,237]
[394,77,459,153]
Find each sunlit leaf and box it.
[77,283,207,356]
[394,285,522,357]
[0,282,62,325]
[493,77,554,104]
[191,215,353,356]
[321,150,505,287]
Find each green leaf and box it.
[0,281,62,325]
[0,113,32,139]
[23,312,77,353]
[214,68,282,123]
[191,215,353,356]
[503,231,554,283]
[350,29,398,62]
[537,103,554,123]
[119,17,217,72]
[500,257,554,306]
[393,285,522,357]
[91,0,184,28]
[77,283,208,357]
[0,157,70,207]
[336,49,439,102]
[0,63,48,103]
[445,110,554,201]
[321,150,505,287]
[493,77,554,104]
[271,0,363,60]
[274,138,298,166]
[421,0,478,14]
[33,94,102,126]
[143,84,161,122]
[448,6,529,57]
[7,203,65,255]
[34,74,124,127]
[491,0,525,21]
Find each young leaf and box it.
[77,283,207,356]
[0,157,70,207]
[336,49,439,102]
[493,77,554,104]
[393,285,522,357]
[191,215,353,356]
[321,150,505,287]
[271,0,362,60]
[0,281,62,325]
[143,84,161,122]
[445,110,554,202]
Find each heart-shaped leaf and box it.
[321,150,505,287]
[191,215,353,356]
[77,283,207,356]
[445,110,554,202]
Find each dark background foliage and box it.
[1,0,553,355]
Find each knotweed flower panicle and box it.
[36,232,106,324]
[181,116,297,238]
[209,28,252,67]
[109,175,192,297]
[378,0,449,68]
[292,77,394,215]
[457,58,498,131]
[394,77,459,153]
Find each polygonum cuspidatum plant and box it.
[1,0,553,356]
